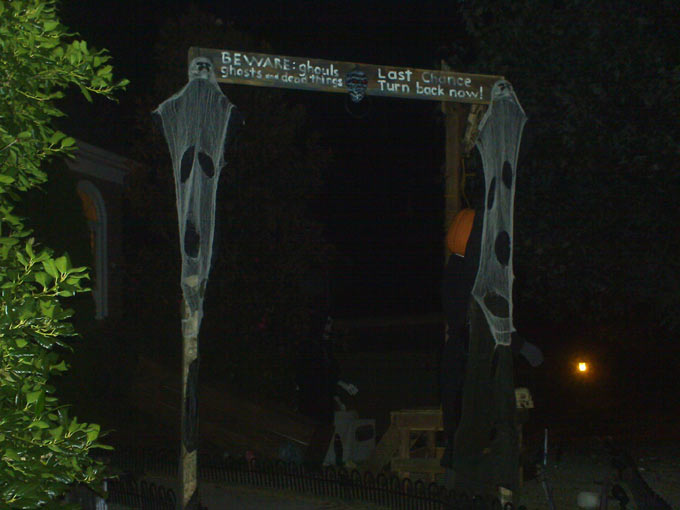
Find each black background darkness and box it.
[58,0,472,318]
[49,0,680,441]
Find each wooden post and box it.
[441,60,467,243]
[442,101,463,236]
[399,428,411,479]
[180,299,200,510]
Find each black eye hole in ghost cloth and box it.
[502,161,513,189]
[180,147,195,183]
[495,230,510,266]
[197,151,214,178]
[184,219,200,258]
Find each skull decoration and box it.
[490,79,513,100]
[153,58,235,335]
[345,67,369,103]
[188,56,218,86]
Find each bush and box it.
[0,1,127,506]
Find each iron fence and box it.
[106,448,517,510]
[67,477,176,510]
[106,477,177,510]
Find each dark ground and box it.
[59,314,680,509]
[65,313,680,448]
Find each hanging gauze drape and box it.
[471,81,527,346]
[154,57,235,337]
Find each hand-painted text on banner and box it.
[189,47,503,104]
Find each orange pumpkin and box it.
[446,208,475,256]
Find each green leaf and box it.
[55,255,68,273]
[49,425,63,439]
[68,418,79,435]
[48,131,66,144]
[39,37,59,49]
[16,251,28,266]
[52,360,67,372]
[36,390,45,414]
[86,424,100,443]
[28,420,50,429]
[43,259,58,278]
[77,83,92,103]
[34,271,52,288]
[40,299,56,318]
[96,65,112,77]
[60,137,76,148]
[3,449,20,461]
[26,390,42,405]
[91,443,114,451]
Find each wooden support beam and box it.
[441,61,470,239]
[462,104,488,156]
[180,299,200,510]
[364,422,400,474]
[390,409,443,430]
[443,102,464,231]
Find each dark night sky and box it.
[50,1,680,435]
[58,1,472,318]
[38,2,680,445]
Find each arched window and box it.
[77,181,108,319]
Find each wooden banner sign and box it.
[189,47,503,104]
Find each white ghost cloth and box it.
[153,63,235,330]
[471,81,527,346]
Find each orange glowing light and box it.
[578,362,588,372]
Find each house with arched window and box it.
[67,139,129,319]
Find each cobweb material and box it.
[471,81,527,346]
[154,58,235,337]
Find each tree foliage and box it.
[125,6,333,400]
[454,0,680,333]
[0,0,127,506]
